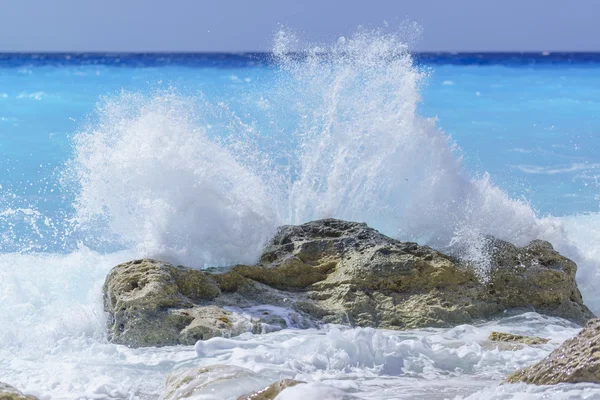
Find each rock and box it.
[237,379,304,400]
[484,238,591,324]
[104,259,314,346]
[488,331,549,345]
[160,365,270,400]
[506,318,600,385]
[104,259,240,346]
[104,219,593,347]
[0,382,38,400]
[244,219,592,329]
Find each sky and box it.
[0,0,598,52]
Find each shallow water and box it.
[1,30,600,399]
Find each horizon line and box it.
[2,50,600,55]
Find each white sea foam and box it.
[0,258,585,400]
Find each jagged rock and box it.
[104,259,314,346]
[103,219,593,347]
[506,318,600,385]
[237,379,305,400]
[0,382,38,400]
[488,331,549,345]
[484,238,591,324]
[244,219,592,329]
[160,365,270,400]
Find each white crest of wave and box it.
[67,28,594,309]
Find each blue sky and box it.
[1,0,598,52]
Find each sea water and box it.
[1,30,600,399]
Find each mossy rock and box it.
[488,331,549,345]
[0,383,38,400]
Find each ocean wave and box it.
[16,91,46,100]
[513,163,600,174]
[56,31,571,274]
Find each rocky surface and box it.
[488,331,550,345]
[160,365,271,400]
[0,383,38,400]
[104,219,594,347]
[506,318,600,385]
[104,259,314,346]
[237,379,305,400]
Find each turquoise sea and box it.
[1,33,600,399]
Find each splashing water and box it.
[66,29,587,289]
[67,92,280,267]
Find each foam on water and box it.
[1,28,600,399]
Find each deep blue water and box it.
[2,52,600,67]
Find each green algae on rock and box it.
[103,219,594,348]
[103,259,311,347]
[488,331,550,345]
[506,318,600,385]
[0,382,38,400]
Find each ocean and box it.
[1,31,600,399]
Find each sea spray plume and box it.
[270,28,576,277]
[273,28,466,230]
[67,28,585,288]
[68,91,279,267]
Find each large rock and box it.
[238,219,592,329]
[104,219,593,347]
[104,259,313,346]
[0,382,38,400]
[506,318,600,385]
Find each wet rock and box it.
[160,365,269,400]
[237,379,305,400]
[483,238,592,325]
[0,382,38,400]
[506,318,600,385]
[104,259,313,347]
[488,331,550,345]
[104,219,594,347]
[249,219,592,329]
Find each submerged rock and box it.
[160,365,270,400]
[103,219,594,347]
[0,382,38,400]
[488,331,549,345]
[237,379,305,400]
[506,318,600,385]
